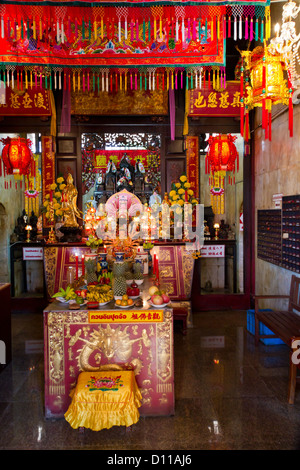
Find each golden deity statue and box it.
[62,173,81,227]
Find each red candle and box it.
[75,253,78,279]
[82,255,85,277]
[153,254,157,275]
[185,190,188,202]
[50,191,53,202]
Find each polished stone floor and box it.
[1,308,300,451]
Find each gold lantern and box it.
[240,43,292,141]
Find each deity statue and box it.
[120,153,134,179]
[135,158,145,175]
[105,158,117,190]
[117,167,132,189]
[134,158,145,191]
[149,190,162,206]
[62,173,81,227]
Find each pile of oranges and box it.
[115,294,134,307]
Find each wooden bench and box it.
[254,275,300,404]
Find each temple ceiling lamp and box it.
[240,42,293,142]
[270,0,300,90]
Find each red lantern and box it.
[206,134,239,177]
[1,137,33,176]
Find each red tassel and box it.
[240,103,244,137]
[262,99,266,129]
[240,69,243,98]
[289,95,293,137]
[245,112,249,142]
[262,61,266,89]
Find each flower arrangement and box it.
[41,177,66,222]
[168,174,198,210]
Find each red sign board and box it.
[42,136,55,228]
[0,87,52,116]
[188,81,241,117]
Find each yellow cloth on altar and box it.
[64,370,142,431]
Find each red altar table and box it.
[44,301,174,419]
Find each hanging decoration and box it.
[205,134,239,185]
[24,155,41,216]
[0,1,270,93]
[0,136,33,177]
[210,175,225,214]
[240,43,292,141]
[270,0,300,90]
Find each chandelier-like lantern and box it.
[1,137,33,177]
[270,0,300,89]
[240,43,292,141]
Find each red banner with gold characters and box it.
[0,87,52,116]
[188,81,241,117]
[42,136,55,228]
[186,136,199,199]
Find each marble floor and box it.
[1,308,300,451]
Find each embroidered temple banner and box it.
[0,5,226,69]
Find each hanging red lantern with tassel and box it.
[1,137,33,177]
[206,134,239,179]
[206,134,239,214]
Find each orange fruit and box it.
[122,294,129,300]
[116,299,122,305]
[128,299,134,305]
[121,300,128,306]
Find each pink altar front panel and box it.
[44,303,174,419]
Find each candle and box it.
[153,254,157,275]
[185,190,188,202]
[81,255,85,277]
[75,253,78,279]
